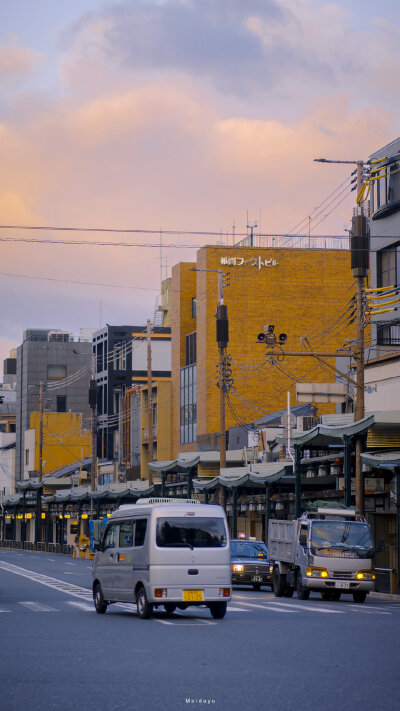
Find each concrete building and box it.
[15,329,92,481]
[93,325,171,463]
[170,242,357,458]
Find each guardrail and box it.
[0,540,74,555]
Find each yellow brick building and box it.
[171,245,357,458]
[26,412,91,476]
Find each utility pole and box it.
[314,156,369,514]
[216,270,229,508]
[89,364,97,495]
[147,319,153,486]
[39,381,44,482]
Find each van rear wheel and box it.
[136,586,153,619]
[209,602,227,619]
[94,583,108,614]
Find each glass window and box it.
[25,449,29,465]
[230,541,268,558]
[113,342,126,371]
[310,521,374,557]
[119,521,133,547]
[135,519,147,546]
[103,524,118,550]
[156,517,227,548]
[192,297,197,318]
[47,364,67,380]
[56,395,67,413]
[377,245,397,288]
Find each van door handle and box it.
[188,569,199,575]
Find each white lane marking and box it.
[19,601,58,612]
[46,559,56,562]
[227,606,251,612]
[66,601,94,612]
[0,560,93,602]
[266,600,343,614]
[0,606,11,613]
[66,563,77,566]
[349,606,391,615]
[155,618,216,626]
[236,601,298,613]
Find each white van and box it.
[92,498,232,619]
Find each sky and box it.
[1,0,400,371]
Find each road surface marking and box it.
[19,601,58,612]
[155,618,216,626]
[0,606,11,612]
[226,606,251,612]
[0,560,93,602]
[66,601,94,612]
[266,600,343,614]
[235,601,298,613]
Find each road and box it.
[0,549,399,711]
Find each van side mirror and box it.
[299,532,307,547]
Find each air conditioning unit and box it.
[296,416,314,432]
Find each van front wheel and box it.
[136,586,153,619]
[209,602,227,619]
[94,583,107,614]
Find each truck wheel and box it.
[296,571,310,600]
[353,591,367,604]
[136,586,153,619]
[272,567,286,597]
[93,583,108,614]
[209,602,227,619]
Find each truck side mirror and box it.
[299,532,307,547]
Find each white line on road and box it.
[0,560,93,602]
[235,601,298,613]
[265,600,343,614]
[0,606,11,612]
[19,601,58,612]
[66,601,94,612]
[226,606,251,612]
[155,618,216,626]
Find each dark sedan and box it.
[230,539,272,590]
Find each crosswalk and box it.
[0,598,397,617]
[0,559,398,619]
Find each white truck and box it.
[268,505,375,603]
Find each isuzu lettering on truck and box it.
[268,505,375,603]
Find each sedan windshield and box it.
[156,517,227,548]
[231,541,268,558]
[311,521,374,557]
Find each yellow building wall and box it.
[171,245,358,457]
[29,412,91,475]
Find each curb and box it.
[370,591,400,601]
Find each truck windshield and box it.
[311,521,374,558]
[156,517,227,549]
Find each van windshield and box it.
[156,517,227,549]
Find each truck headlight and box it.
[231,564,244,572]
[356,570,376,581]
[306,566,329,578]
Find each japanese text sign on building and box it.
[220,256,278,270]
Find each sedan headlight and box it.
[306,566,329,578]
[231,563,244,572]
[356,570,376,581]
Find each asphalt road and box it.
[0,549,399,711]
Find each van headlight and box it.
[356,570,376,581]
[306,566,329,578]
[231,564,244,572]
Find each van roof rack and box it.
[134,497,201,505]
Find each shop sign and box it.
[220,256,278,270]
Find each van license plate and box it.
[183,590,204,602]
[251,576,263,583]
[336,581,350,589]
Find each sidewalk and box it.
[370,591,400,602]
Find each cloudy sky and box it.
[0,0,399,369]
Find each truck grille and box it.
[331,571,353,579]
